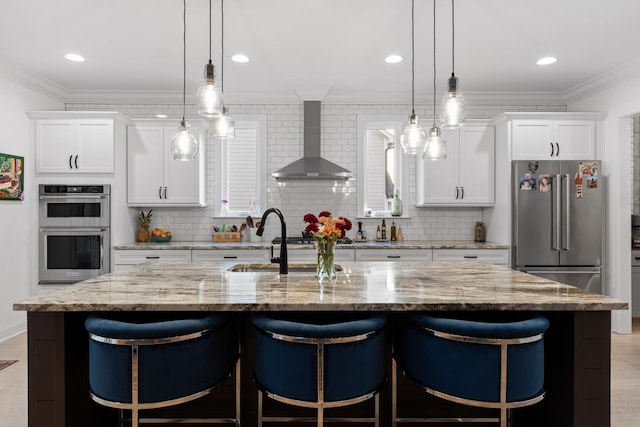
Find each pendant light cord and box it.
[182,0,187,121]
[432,0,437,127]
[451,0,455,75]
[208,0,212,62]
[411,0,415,115]
[221,0,225,94]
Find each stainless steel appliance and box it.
[512,160,604,294]
[632,215,640,248]
[39,184,110,284]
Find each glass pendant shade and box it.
[197,62,224,118]
[423,126,447,160]
[400,113,427,154]
[440,74,466,129]
[171,120,199,161]
[210,108,235,139]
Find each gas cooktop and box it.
[272,236,353,245]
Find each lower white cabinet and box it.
[355,249,432,262]
[287,249,355,263]
[113,250,192,272]
[432,249,509,266]
[192,249,270,263]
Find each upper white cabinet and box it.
[416,121,495,206]
[511,120,596,160]
[28,112,125,173]
[127,122,206,207]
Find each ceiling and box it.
[2,0,640,104]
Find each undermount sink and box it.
[228,263,343,273]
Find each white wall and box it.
[569,76,640,334]
[0,75,63,341]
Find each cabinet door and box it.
[417,128,459,204]
[459,125,495,205]
[554,120,595,160]
[75,120,114,173]
[163,126,202,205]
[127,126,164,205]
[432,249,508,265]
[192,249,270,263]
[36,119,76,173]
[511,120,555,159]
[355,249,431,262]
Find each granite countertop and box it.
[113,240,510,250]
[14,261,625,312]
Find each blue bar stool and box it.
[393,314,549,427]
[251,313,388,427]
[85,313,240,427]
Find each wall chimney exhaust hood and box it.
[272,101,352,180]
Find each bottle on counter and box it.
[356,221,363,240]
[381,219,387,240]
[376,225,381,240]
[391,190,402,217]
[474,221,486,242]
[397,226,404,242]
[390,221,397,241]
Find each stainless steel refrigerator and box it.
[512,160,604,294]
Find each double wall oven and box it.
[39,184,110,284]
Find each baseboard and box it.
[0,318,27,343]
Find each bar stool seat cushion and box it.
[395,314,549,403]
[85,313,238,405]
[252,314,387,403]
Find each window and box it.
[214,115,267,217]
[356,116,407,217]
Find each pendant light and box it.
[440,0,466,129]
[197,0,224,118]
[424,0,447,160]
[211,0,235,139]
[171,0,199,161]
[400,0,427,155]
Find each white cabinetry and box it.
[28,112,124,173]
[192,249,270,263]
[355,249,432,262]
[287,249,355,262]
[511,120,595,160]
[113,249,192,272]
[432,249,509,266]
[127,123,205,207]
[416,122,494,206]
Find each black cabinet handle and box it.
[635,257,640,261]
[550,143,554,157]
[74,155,78,169]
[464,255,478,259]
[387,255,402,259]
[158,187,162,199]
[164,187,168,199]
[145,256,160,259]
[69,155,73,169]
[461,187,464,199]
[556,142,560,156]
[455,187,459,199]
[223,256,238,259]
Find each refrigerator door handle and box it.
[552,174,561,251]
[563,173,570,250]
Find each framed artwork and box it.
[0,153,24,201]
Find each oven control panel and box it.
[40,185,110,195]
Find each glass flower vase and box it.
[314,239,336,279]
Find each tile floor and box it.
[0,320,639,426]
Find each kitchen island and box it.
[14,261,626,427]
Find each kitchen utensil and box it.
[239,223,246,233]
[255,221,261,228]
[246,216,254,228]
[232,225,238,232]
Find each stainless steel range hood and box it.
[272,101,352,180]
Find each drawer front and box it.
[432,249,509,265]
[114,249,192,265]
[355,249,432,262]
[192,249,270,263]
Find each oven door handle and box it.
[39,195,107,200]
[40,227,108,232]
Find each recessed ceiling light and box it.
[231,54,250,63]
[156,114,168,118]
[385,55,403,64]
[536,56,557,66]
[64,53,85,62]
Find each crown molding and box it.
[563,57,640,105]
[0,60,67,102]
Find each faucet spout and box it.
[256,208,288,274]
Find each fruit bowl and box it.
[151,235,172,243]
